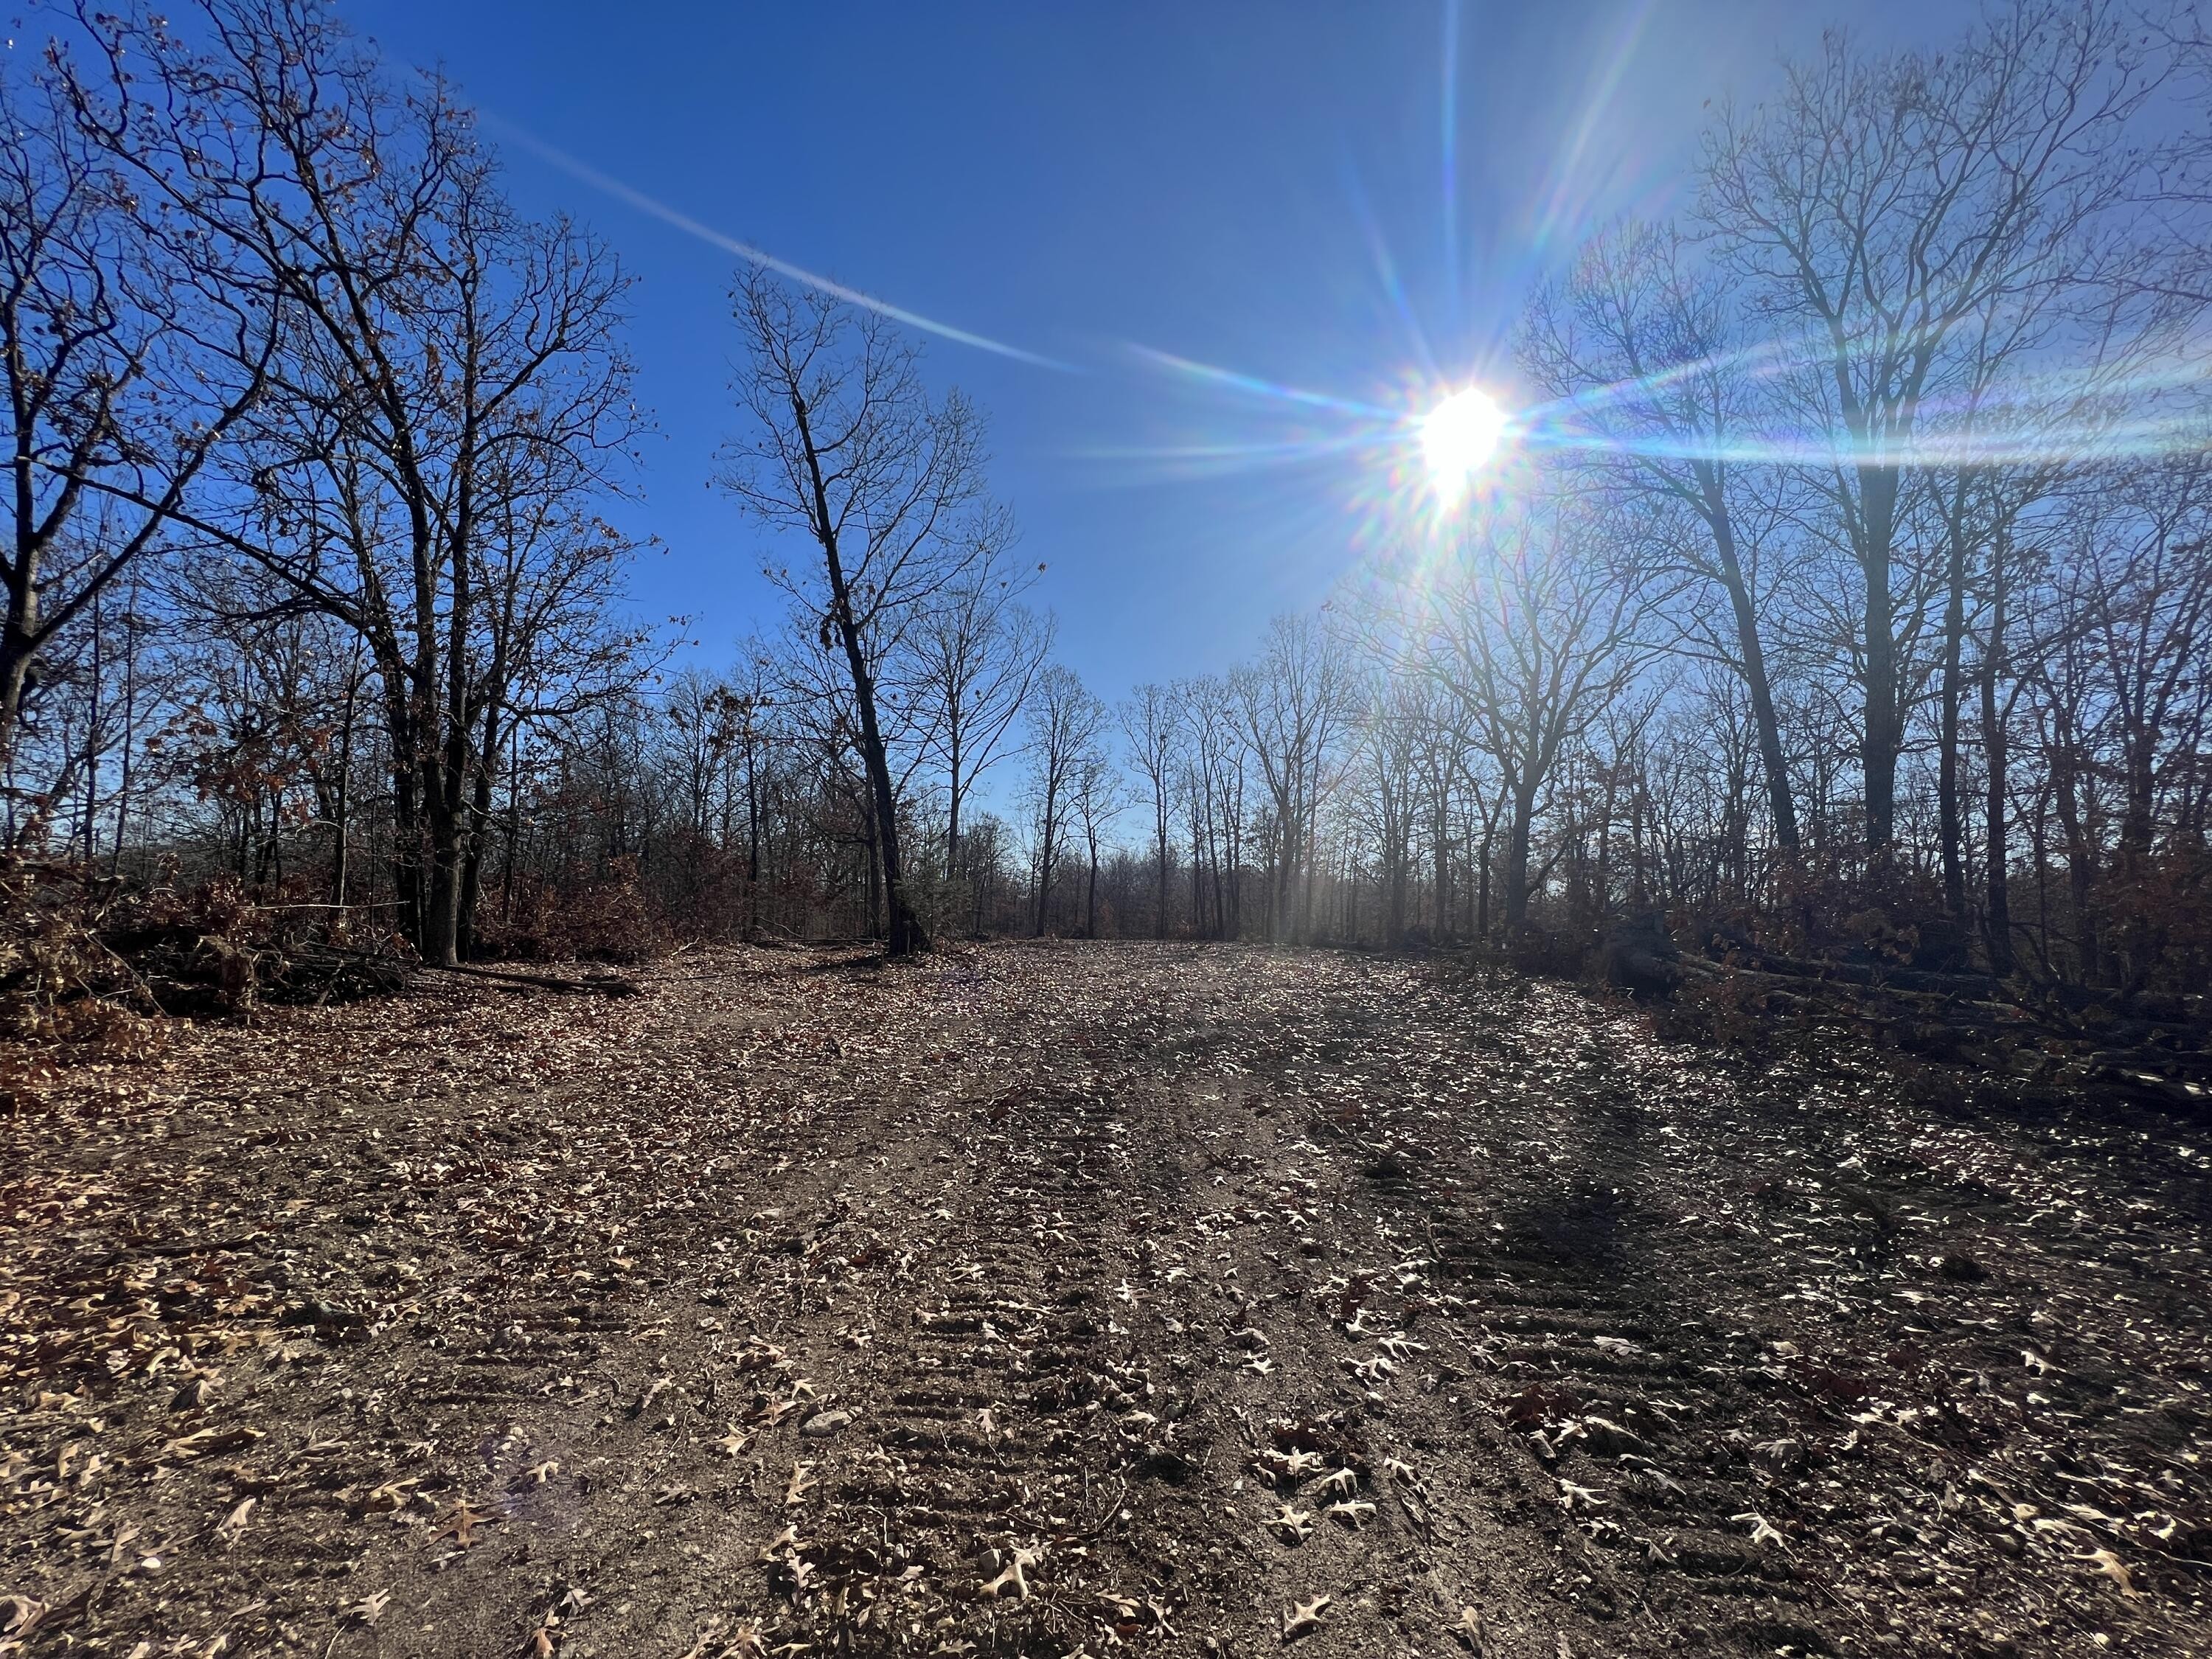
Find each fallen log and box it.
[1708,945,2004,1001]
[1679,955,2023,1018]
[299,945,641,998]
[1678,953,2212,1110]
[2090,1063,2211,1112]
[422,959,644,998]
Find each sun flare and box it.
[1421,386,1506,495]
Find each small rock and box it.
[800,1410,852,1439]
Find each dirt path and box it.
[3,942,2208,1658]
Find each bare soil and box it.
[2,941,2208,1659]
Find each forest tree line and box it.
[4,1,2210,997]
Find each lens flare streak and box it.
[1124,345,1404,421]
[478,108,1073,372]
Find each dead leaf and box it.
[1730,1511,1788,1550]
[362,1478,417,1514]
[783,1461,816,1506]
[342,1589,393,1627]
[434,1499,493,1548]
[978,1542,1045,1600]
[2078,1547,2143,1599]
[1282,1595,1329,1641]
[213,1496,256,1544]
[0,1599,49,1641]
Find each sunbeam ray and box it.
[1441,0,1462,334]
[1340,162,1442,381]
[1524,4,1655,260]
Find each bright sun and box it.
[1421,386,1506,495]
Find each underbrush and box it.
[1584,896,2211,1116]
[0,856,405,1072]
[467,856,672,964]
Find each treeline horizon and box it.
[5,1,2211,1000]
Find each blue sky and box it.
[347,0,1975,703]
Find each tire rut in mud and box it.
[1420,1168,1848,1655]
[1251,976,1854,1657]
[773,1074,1230,1657]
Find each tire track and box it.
[764,984,1235,1657]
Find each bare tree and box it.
[70,1,644,962]
[2076,459,2212,897]
[1235,615,1354,942]
[720,266,990,956]
[1,37,271,777]
[911,514,1050,874]
[1119,682,1180,938]
[1523,220,1798,859]
[1177,675,1245,940]
[1424,501,1653,931]
[1699,2,2171,858]
[1023,663,1103,936]
[1348,672,1425,947]
[1071,738,1127,939]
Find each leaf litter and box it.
[0,940,2204,1657]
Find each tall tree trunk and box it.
[420,813,465,966]
[456,750,495,959]
[112,582,139,873]
[1705,494,1799,858]
[1431,795,1451,941]
[0,591,38,795]
[330,663,358,905]
[2052,746,2098,984]
[744,735,761,937]
[1860,465,1903,860]
[1189,813,1203,939]
[387,706,424,956]
[945,723,963,872]
[1504,782,1537,930]
[1476,824,1494,941]
[1034,768,1060,937]
[1980,563,2013,974]
[794,396,924,957]
[1938,493,1969,916]
[1152,777,1171,940]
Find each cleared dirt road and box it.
[3,942,2207,1658]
